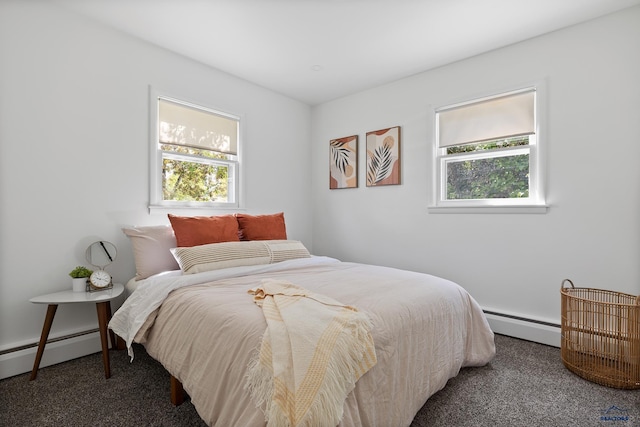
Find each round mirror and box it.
[85,241,117,269]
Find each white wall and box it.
[311,7,640,341]
[0,2,312,377]
[2,2,639,379]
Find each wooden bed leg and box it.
[170,375,185,406]
[115,335,126,351]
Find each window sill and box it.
[427,204,548,214]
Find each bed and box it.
[110,214,495,427]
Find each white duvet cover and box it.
[109,256,495,427]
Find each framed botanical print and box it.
[366,126,401,186]
[329,135,358,189]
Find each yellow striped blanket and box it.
[246,279,377,427]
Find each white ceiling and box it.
[55,0,640,106]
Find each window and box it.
[149,92,240,210]
[431,86,546,212]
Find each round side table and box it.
[29,283,124,380]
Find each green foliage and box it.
[69,266,93,278]
[446,136,528,155]
[163,158,228,202]
[161,145,229,203]
[447,155,529,199]
[446,136,530,200]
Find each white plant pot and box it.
[72,277,87,292]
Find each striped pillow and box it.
[171,240,310,274]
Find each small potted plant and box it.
[69,266,93,292]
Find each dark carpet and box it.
[1,334,638,426]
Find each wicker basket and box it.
[560,279,640,389]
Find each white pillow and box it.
[122,225,180,280]
[171,240,310,274]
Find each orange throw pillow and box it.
[236,212,287,241]
[168,214,240,247]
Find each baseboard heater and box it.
[482,309,561,347]
[483,310,560,328]
[0,328,99,356]
[1,312,559,355]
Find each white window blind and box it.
[159,99,238,155]
[438,90,535,148]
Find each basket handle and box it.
[561,279,575,290]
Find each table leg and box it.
[96,301,111,379]
[106,301,116,350]
[29,304,58,381]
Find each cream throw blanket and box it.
[246,279,377,427]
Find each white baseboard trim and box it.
[0,310,561,380]
[484,311,561,347]
[0,332,102,380]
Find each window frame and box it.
[148,87,242,212]
[429,83,547,214]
